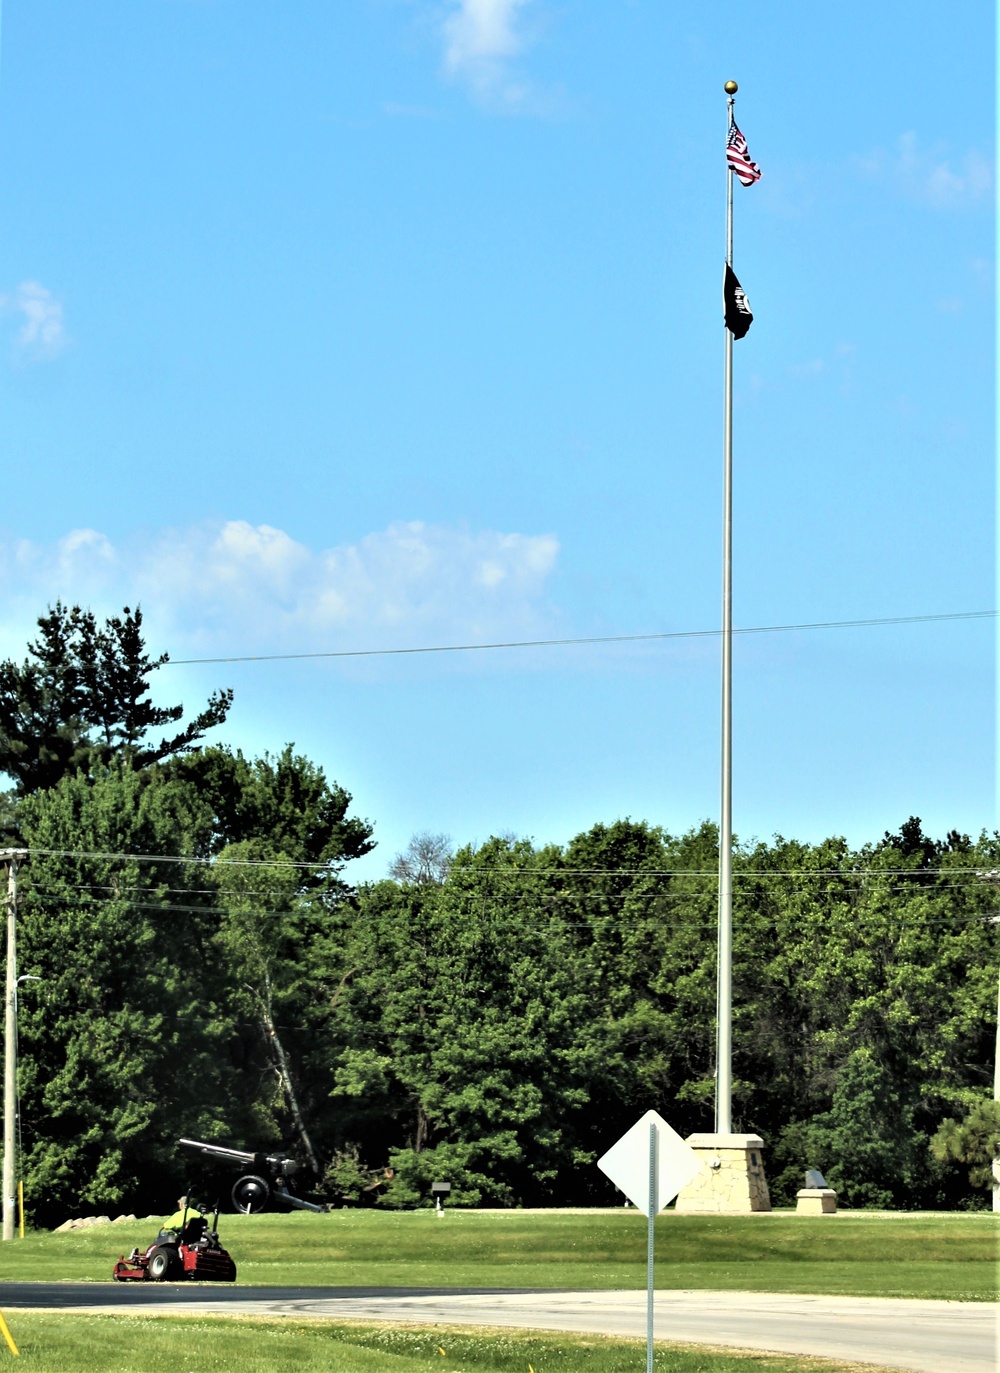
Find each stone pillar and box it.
[674,1133,770,1213]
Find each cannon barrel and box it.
[178,1137,299,1173]
[179,1138,257,1165]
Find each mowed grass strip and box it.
[0,1313,910,1373]
[4,1210,997,1300]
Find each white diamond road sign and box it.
[597,1109,702,1216]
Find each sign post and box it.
[598,1111,703,1371]
[645,1122,656,1372]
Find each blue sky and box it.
[0,1,992,878]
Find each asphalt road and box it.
[0,1283,538,1308]
[1,1282,994,1373]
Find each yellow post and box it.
[15,1184,22,1240]
[0,1311,18,1356]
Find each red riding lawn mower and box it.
[113,1209,237,1283]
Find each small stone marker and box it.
[597,1109,702,1214]
[796,1167,837,1215]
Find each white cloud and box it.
[382,101,439,120]
[860,133,993,209]
[0,281,69,360]
[441,0,545,111]
[0,519,561,657]
[444,0,528,72]
[784,343,857,395]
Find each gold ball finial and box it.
[724,80,738,94]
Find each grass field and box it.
[0,1313,907,1373]
[2,1210,996,1301]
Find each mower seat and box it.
[181,1217,207,1245]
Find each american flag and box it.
[726,122,761,186]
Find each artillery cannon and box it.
[179,1137,325,1214]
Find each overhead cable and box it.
[164,608,995,668]
[15,847,996,877]
[20,891,997,929]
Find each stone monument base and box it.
[796,1187,837,1215]
[674,1133,771,1213]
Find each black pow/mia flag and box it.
[724,264,753,339]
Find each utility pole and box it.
[972,871,1000,1210]
[995,924,999,1215]
[978,870,1000,1212]
[2,851,26,1243]
[988,909,1000,1215]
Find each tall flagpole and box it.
[716,80,738,1137]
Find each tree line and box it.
[4,605,997,1222]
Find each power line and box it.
[13,845,994,878]
[163,608,995,668]
[15,847,996,877]
[448,865,991,878]
[22,847,338,869]
[22,875,989,899]
[22,894,293,919]
[25,883,224,896]
[18,890,996,930]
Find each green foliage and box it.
[4,599,996,1221]
[15,745,372,1222]
[16,762,234,1219]
[322,1143,386,1203]
[0,603,231,796]
[323,817,1000,1211]
[169,744,374,868]
[9,675,998,1223]
[931,1099,1000,1190]
[329,834,627,1207]
[383,1140,507,1207]
[795,1049,926,1209]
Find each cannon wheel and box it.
[232,1173,271,1214]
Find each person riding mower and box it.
[114,1195,237,1282]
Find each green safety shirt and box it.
[164,1205,202,1233]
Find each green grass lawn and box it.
[0,1313,906,1373]
[2,1210,996,1300]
